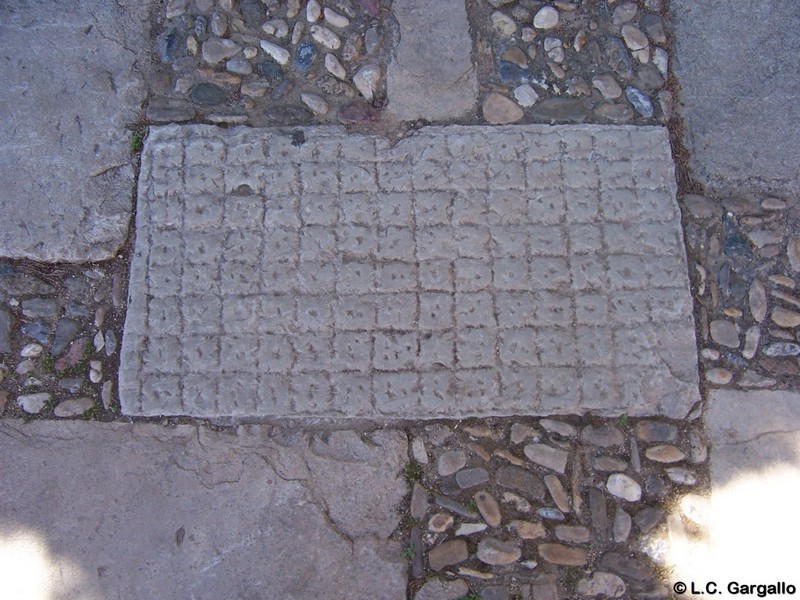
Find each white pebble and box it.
[21,343,43,357]
[607,473,642,501]
[287,0,301,18]
[325,53,347,79]
[533,6,559,29]
[300,92,329,115]
[292,22,305,45]
[259,40,290,64]
[186,35,198,56]
[513,83,539,107]
[455,523,488,536]
[94,331,105,353]
[306,0,321,22]
[324,7,350,28]
[18,393,50,414]
[521,27,536,42]
[411,438,428,464]
[262,19,289,39]
[491,11,516,37]
[653,47,669,77]
[353,64,381,102]
[311,25,341,50]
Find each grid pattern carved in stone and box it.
[120,124,700,418]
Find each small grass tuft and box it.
[562,566,582,592]
[617,413,629,428]
[397,514,419,532]
[130,128,147,153]
[401,544,415,560]
[43,396,58,413]
[80,401,101,421]
[41,354,56,373]
[402,460,424,487]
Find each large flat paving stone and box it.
[672,0,800,196]
[0,420,407,600]
[120,124,699,419]
[386,0,477,121]
[676,390,800,583]
[0,0,148,262]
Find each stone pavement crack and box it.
[717,428,800,447]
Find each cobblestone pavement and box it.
[148,0,392,125]
[683,192,800,391]
[119,123,699,419]
[472,0,672,125]
[145,0,673,126]
[2,1,793,599]
[0,262,126,420]
[402,415,707,599]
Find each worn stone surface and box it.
[122,124,699,418]
[438,450,467,476]
[672,0,800,196]
[524,443,568,474]
[0,0,149,262]
[474,490,501,527]
[607,473,642,501]
[386,0,477,121]
[698,389,800,582]
[577,572,627,598]
[0,420,407,598]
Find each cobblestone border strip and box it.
[469,0,673,126]
[400,415,709,600]
[148,0,392,125]
[0,260,127,420]
[683,192,800,390]
[120,123,700,419]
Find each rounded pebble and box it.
[706,368,733,385]
[437,450,467,476]
[477,537,521,566]
[18,392,51,414]
[533,6,559,29]
[607,473,642,502]
[483,92,524,124]
[300,92,329,115]
[20,343,44,357]
[54,397,95,418]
